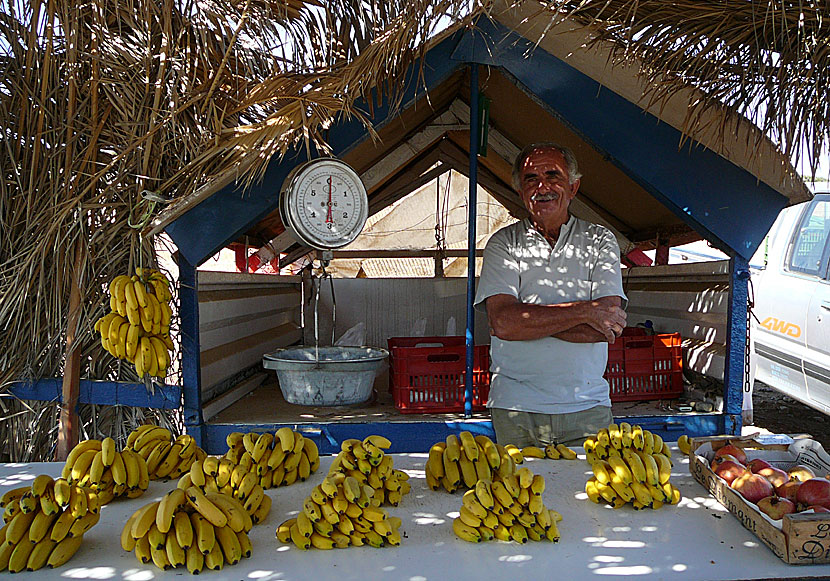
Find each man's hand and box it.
[581,297,626,343]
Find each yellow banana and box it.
[642,430,655,455]
[204,540,224,570]
[452,517,482,542]
[46,534,84,568]
[504,444,524,464]
[610,480,635,503]
[652,453,673,484]
[215,524,242,564]
[544,443,561,459]
[677,435,692,455]
[50,506,78,542]
[509,523,529,544]
[276,518,295,543]
[631,425,645,450]
[608,456,634,485]
[166,529,187,567]
[591,461,615,485]
[186,543,205,574]
[185,486,227,528]
[636,451,661,487]
[556,443,577,460]
[190,511,216,555]
[622,449,648,483]
[630,481,654,506]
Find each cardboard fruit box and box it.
[688,435,830,565]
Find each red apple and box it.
[805,505,830,513]
[757,466,790,488]
[796,477,830,508]
[747,458,773,473]
[731,469,775,504]
[714,459,747,485]
[757,495,797,520]
[788,465,816,482]
[776,480,802,503]
[714,444,747,465]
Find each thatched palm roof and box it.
[0,0,827,457]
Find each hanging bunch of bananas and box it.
[452,468,562,544]
[327,435,410,507]
[276,471,403,550]
[176,456,273,525]
[59,437,150,504]
[125,425,206,481]
[94,268,174,379]
[583,423,681,509]
[424,432,524,493]
[121,486,253,573]
[0,476,101,572]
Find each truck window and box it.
[789,200,830,277]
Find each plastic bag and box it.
[410,318,427,337]
[335,322,366,347]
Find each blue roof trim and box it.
[454,20,787,259]
[167,19,788,264]
[166,30,468,266]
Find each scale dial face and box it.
[280,158,368,250]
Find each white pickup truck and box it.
[749,191,830,417]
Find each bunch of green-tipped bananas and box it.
[176,457,273,525]
[125,425,205,481]
[0,476,101,572]
[452,468,562,543]
[94,268,174,379]
[425,432,525,493]
[277,472,403,549]
[60,438,149,504]
[122,487,254,573]
[327,436,410,506]
[583,423,681,509]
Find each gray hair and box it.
[512,142,582,190]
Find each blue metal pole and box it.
[178,254,205,446]
[722,255,749,435]
[465,64,479,418]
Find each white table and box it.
[3,448,830,580]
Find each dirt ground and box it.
[748,381,830,452]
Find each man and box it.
[474,143,627,447]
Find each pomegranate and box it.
[714,459,747,486]
[746,459,773,473]
[757,495,797,520]
[711,454,744,471]
[731,469,775,504]
[757,466,790,488]
[776,480,802,503]
[788,465,816,482]
[714,444,747,465]
[795,477,830,509]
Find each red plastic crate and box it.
[605,328,683,402]
[387,336,490,413]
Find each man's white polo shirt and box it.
[474,216,627,414]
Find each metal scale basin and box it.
[263,346,388,406]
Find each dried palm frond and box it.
[525,0,829,179]
[0,0,474,460]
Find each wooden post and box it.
[57,240,84,460]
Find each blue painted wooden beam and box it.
[165,31,468,267]
[179,254,205,446]
[200,413,725,455]
[464,64,479,418]
[722,256,750,435]
[5,379,180,409]
[451,20,788,261]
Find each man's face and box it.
[518,148,580,230]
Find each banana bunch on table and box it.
[452,468,562,544]
[277,472,403,549]
[176,455,273,524]
[425,432,524,493]
[327,435,411,506]
[121,487,253,573]
[217,429,320,491]
[0,475,101,572]
[60,437,149,503]
[583,423,681,509]
[94,267,174,379]
[125,425,205,481]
